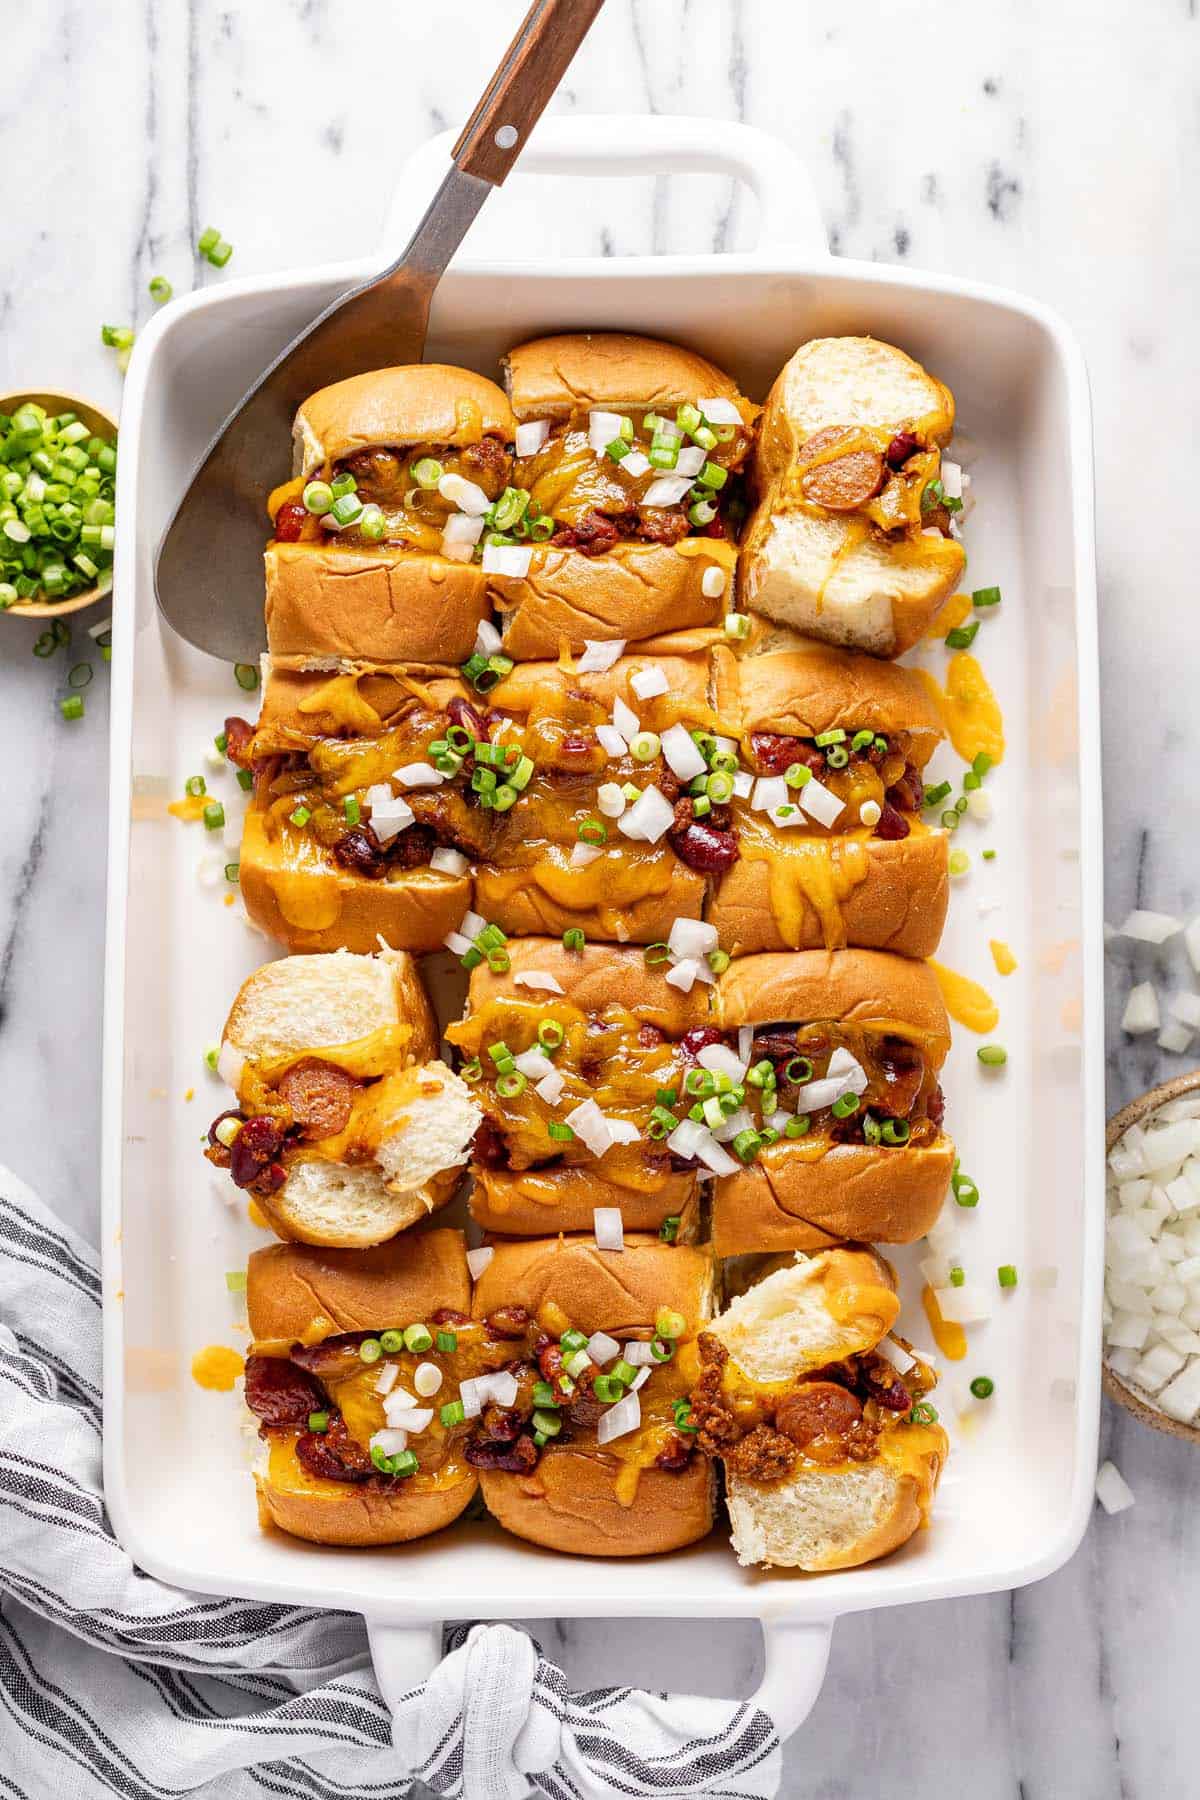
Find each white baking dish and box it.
[102,116,1104,1744]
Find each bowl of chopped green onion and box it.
[0,391,118,618]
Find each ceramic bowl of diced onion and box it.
[1104,1070,1200,1441]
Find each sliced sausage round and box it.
[276,1059,362,1140]
[775,1380,864,1450]
[798,427,886,512]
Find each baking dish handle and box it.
[382,116,829,258]
[367,1614,833,1790]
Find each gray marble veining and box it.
[2,1,1199,1793]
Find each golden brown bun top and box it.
[715,642,944,768]
[489,651,709,718]
[256,666,468,738]
[248,1230,470,1346]
[505,333,749,422]
[464,938,710,1034]
[717,950,951,1061]
[472,1236,715,1339]
[297,364,515,462]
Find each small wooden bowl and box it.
[1,390,117,618]
[1104,1069,1200,1443]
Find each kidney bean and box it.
[654,1431,694,1473]
[885,430,921,469]
[862,1366,912,1413]
[872,802,910,841]
[273,502,308,542]
[243,1355,326,1428]
[669,818,739,873]
[680,1025,727,1061]
[446,695,486,741]
[229,1116,287,1191]
[537,1341,567,1385]
[478,1403,524,1443]
[207,1108,245,1151]
[432,1307,470,1327]
[749,731,805,775]
[485,1305,532,1341]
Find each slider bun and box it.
[256,1445,476,1548]
[504,332,749,422]
[741,337,963,657]
[464,937,711,1033]
[477,1448,715,1558]
[473,1231,717,1556]
[711,1141,954,1255]
[224,949,437,1066]
[238,809,471,956]
[247,1229,471,1347]
[715,950,951,1061]
[490,541,731,661]
[724,1434,946,1571]
[707,834,949,960]
[293,364,515,474]
[713,641,944,766]
[706,1247,899,1384]
[471,1236,715,1339]
[470,1165,699,1240]
[254,1159,458,1250]
[264,543,488,669]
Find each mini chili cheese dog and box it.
[265,364,516,669]
[706,641,949,957]
[445,938,710,1238]
[491,333,754,658]
[674,950,954,1255]
[689,1247,947,1571]
[244,1231,499,1546]
[740,337,966,658]
[468,1236,717,1557]
[206,951,479,1247]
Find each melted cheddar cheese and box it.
[927,960,999,1034]
[916,654,1005,767]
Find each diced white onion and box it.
[860,800,882,828]
[751,775,788,813]
[577,638,625,674]
[934,1283,993,1325]
[631,667,669,701]
[466,1246,494,1279]
[597,1390,641,1445]
[413,1362,443,1398]
[622,1340,656,1367]
[393,763,444,789]
[370,1428,409,1458]
[667,917,718,961]
[442,511,485,545]
[732,771,754,799]
[384,1404,434,1434]
[737,1025,753,1062]
[570,842,603,868]
[612,695,640,739]
[607,1120,640,1145]
[217,1042,245,1089]
[790,1077,848,1114]
[593,1207,625,1252]
[534,1068,565,1105]
[631,1366,652,1392]
[458,909,486,940]
[482,544,533,578]
[515,419,551,456]
[665,1116,738,1175]
[586,1331,621,1366]
[825,1046,869,1094]
[618,450,651,479]
[664,958,699,993]
[699,396,741,425]
[488,1370,519,1408]
[375,1361,401,1397]
[566,1100,615,1157]
[712,1105,753,1143]
[514,1047,551,1080]
[443,930,474,956]
[440,539,473,563]
[596,725,628,758]
[698,1042,747,1082]
[1186,916,1200,975]
[476,622,504,660]
[437,472,490,515]
[1170,990,1200,1031]
[365,785,415,845]
[430,846,469,877]
[966,789,992,822]
[1095,1460,1136,1514]
[700,565,727,599]
[597,782,626,818]
[617,786,674,844]
[642,476,693,509]
[674,446,706,477]
[1117,909,1182,944]
[940,460,963,500]
[798,777,845,829]
[588,410,625,454]
[1121,982,1160,1035]
[513,970,565,994]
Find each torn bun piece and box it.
[707,950,954,1255]
[234,666,477,955]
[740,336,966,658]
[707,641,949,958]
[691,1248,947,1571]
[470,651,715,944]
[492,332,754,657]
[470,1236,718,1556]
[209,950,480,1247]
[244,1231,480,1545]
[446,938,711,1237]
[266,364,516,668]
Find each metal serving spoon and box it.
[154,0,605,664]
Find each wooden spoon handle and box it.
[452,0,606,186]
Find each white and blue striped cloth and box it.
[0,1169,782,1799]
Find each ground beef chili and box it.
[745,729,925,841]
[689,1335,926,1483]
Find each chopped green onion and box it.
[923,781,951,807]
[343,795,361,827]
[532,1408,562,1438]
[224,863,239,883]
[577,818,607,846]
[949,1267,965,1287]
[202,801,225,831]
[814,729,846,748]
[879,1118,911,1146]
[412,457,443,489]
[655,1308,686,1340]
[647,1105,677,1140]
[224,1269,247,1292]
[629,731,660,763]
[732,1127,762,1163]
[185,774,206,797]
[997,1265,1018,1289]
[949,850,970,876]
[234,663,259,691]
[723,612,751,640]
[404,1323,433,1353]
[707,948,730,975]
[644,942,670,967]
[972,586,1002,607]
[302,479,333,515]
[547,1121,575,1142]
[436,1331,458,1355]
[970,1376,995,1398]
[149,275,173,304]
[909,1402,939,1425]
[946,622,980,650]
[784,1115,811,1139]
[783,762,812,790]
[562,927,585,952]
[982,849,996,861]
[696,461,727,490]
[659,1214,681,1243]
[831,1093,860,1119]
[951,1166,980,1208]
[593,1375,625,1404]
[307,1410,329,1432]
[358,1337,383,1363]
[783,1056,813,1084]
[537,1019,564,1050]
[977,1044,1007,1067]
[496,1070,527,1098]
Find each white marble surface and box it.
[2,1,1198,1792]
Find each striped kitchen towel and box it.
[0,1168,782,1799]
